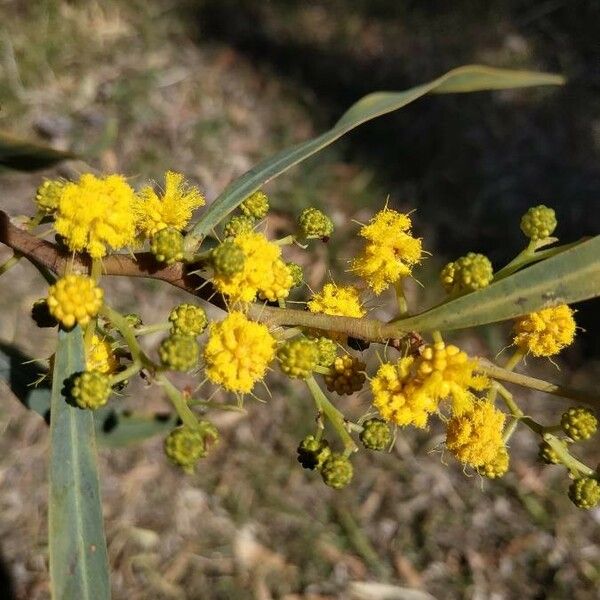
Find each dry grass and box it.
[0,2,599,599]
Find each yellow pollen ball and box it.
[86,334,119,374]
[46,274,103,329]
[203,312,276,394]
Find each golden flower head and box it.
[203,312,276,394]
[86,334,119,375]
[307,283,365,319]
[136,171,205,238]
[54,174,137,258]
[513,304,576,357]
[211,232,293,303]
[445,400,506,467]
[46,274,103,329]
[350,207,422,294]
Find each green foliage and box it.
[48,327,110,599]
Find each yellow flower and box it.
[54,174,137,258]
[211,232,293,303]
[350,207,422,294]
[370,342,488,428]
[307,283,366,318]
[371,357,436,428]
[203,311,276,393]
[136,171,205,238]
[86,334,119,374]
[513,304,576,357]
[445,401,505,467]
[46,274,103,329]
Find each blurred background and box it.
[0,1,599,598]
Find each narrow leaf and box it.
[396,236,600,333]
[0,131,75,171]
[48,327,110,600]
[97,410,176,448]
[186,65,564,245]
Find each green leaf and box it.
[48,327,110,600]
[186,65,564,246]
[96,409,176,448]
[395,235,600,333]
[0,130,75,171]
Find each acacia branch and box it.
[0,211,406,342]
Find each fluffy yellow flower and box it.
[54,174,137,258]
[513,304,576,357]
[136,171,205,238]
[371,342,488,428]
[445,401,505,467]
[86,334,119,374]
[371,357,437,428]
[203,312,276,393]
[350,207,422,294]
[211,232,293,303]
[307,283,366,318]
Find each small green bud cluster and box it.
[223,215,255,238]
[321,453,353,489]
[479,447,510,479]
[169,303,208,336]
[298,207,334,239]
[297,435,331,470]
[211,240,246,277]
[568,477,600,510]
[278,338,319,379]
[314,336,337,367]
[159,334,199,372]
[520,205,557,241]
[359,418,392,451]
[440,252,493,294]
[240,190,269,220]
[164,421,220,472]
[70,371,111,410]
[35,179,65,214]
[287,262,304,288]
[150,227,184,264]
[561,407,597,441]
[538,440,565,465]
[31,298,58,328]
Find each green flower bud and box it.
[31,298,58,328]
[298,207,334,239]
[124,313,143,328]
[164,421,219,473]
[278,338,319,379]
[568,477,600,510]
[287,262,304,288]
[440,252,493,294]
[561,407,598,441]
[212,240,246,277]
[223,215,255,238]
[359,418,392,451]
[520,205,557,241]
[240,190,269,220]
[479,446,510,479]
[297,435,331,471]
[321,453,353,489]
[159,334,199,372]
[150,227,184,264]
[314,336,337,367]
[35,179,65,214]
[538,440,565,465]
[169,303,208,336]
[70,371,111,410]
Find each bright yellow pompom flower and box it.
[350,207,422,294]
[54,174,137,258]
[211,232,293,303]
[307,283,365,318]
[136,171,205,238]
[47,274,103,329]
[203,312,276,394]
[513,304,576,357]
[86,334,119,374]
[445,400,505,467]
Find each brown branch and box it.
[0,210,407,342]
